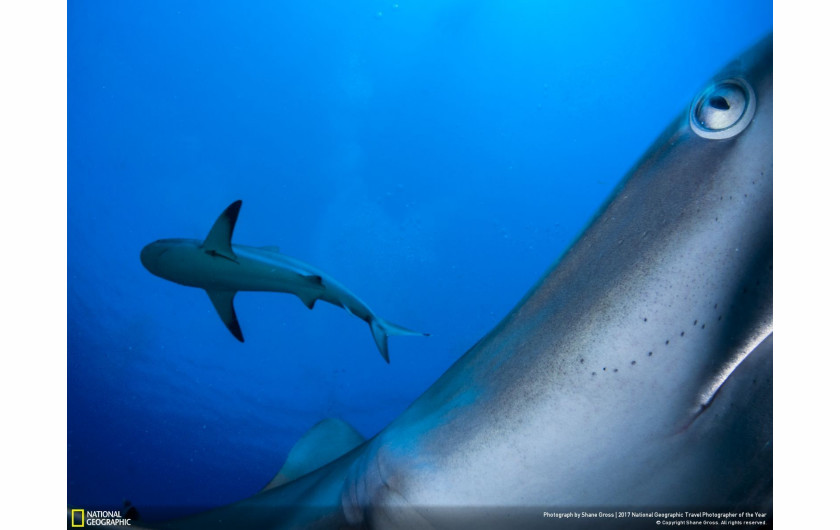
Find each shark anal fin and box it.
[206,289,244,342]
[297,292,318,310]
[202,200,241,262]
[296,275,325,309]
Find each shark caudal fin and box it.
[369,318,430,364]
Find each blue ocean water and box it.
[67,0,772,521]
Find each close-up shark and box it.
[93,33,773,529]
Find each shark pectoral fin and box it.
[260,245,281,253]
[206,289,244,342]
[261,418,365,492]
[201,200,241,262]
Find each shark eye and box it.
[689,77,756,140]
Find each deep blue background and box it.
[68,0,771,520]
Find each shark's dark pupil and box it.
[709,95,730,110]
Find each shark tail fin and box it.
[369,317,430,364]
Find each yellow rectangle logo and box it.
[71,509,84,527]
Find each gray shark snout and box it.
[140,242,168,275]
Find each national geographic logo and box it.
[70,509,133,526]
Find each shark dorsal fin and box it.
[206,289,244,341]
[202,200,242,262]
[261,418,365,492]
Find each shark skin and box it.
[140,200,428,363]
[123,35,772,530]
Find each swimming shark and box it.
[114,34,772,529]
[140,200,428,363]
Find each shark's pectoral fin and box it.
[206,289,244,342]
[201,200,241,262]
[261,418,365,492]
